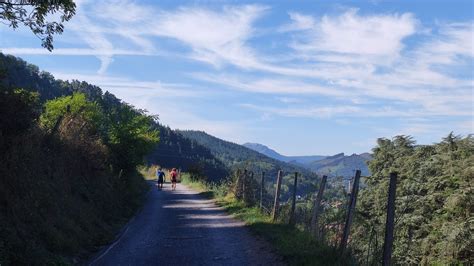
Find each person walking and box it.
[170,168,178,191]
[156,167,165,189]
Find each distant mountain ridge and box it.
[243,143,326,164]
[307,152,372,177]
[243,142,372,177]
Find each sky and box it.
[1,0,473,156]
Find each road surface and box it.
[89,182,283,265]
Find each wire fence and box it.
[229,168,399,265]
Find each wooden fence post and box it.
[382,172,398,266]
[289,172,298,225]
[248,171,254,204]
[260,171,265,210]
[311,175,327,237]
[235,169,242,199]
[272,170,283,222]
[242,169,247,202]
[340,169,361,253]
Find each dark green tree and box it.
[352,134,473,265]
[107,104,160,171]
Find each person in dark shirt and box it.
[156,167,165,190]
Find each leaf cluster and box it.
[0,0,76,50]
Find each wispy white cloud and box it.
[148,5,267,67]
[287,9,418,60]
[276,97,305,104]
[240,101,471,120]
[240,103,362,118]
[191,73,347,97]
[279,12,315,32]
[0,48,153,56]
[52,72,204,99]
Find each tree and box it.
[107,104,159,171]
[0,0,76,51]
[40,92,103,130]
[352,134,473,265]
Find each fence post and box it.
[235,169,242,199]
[340,169,361,253]
[311,175,327,237]
[382,172,398,266]
[260,171,265,210]
[289,172,298,225]
[272,170,283,222]
[242,169,247,202]
[247,171,254,204]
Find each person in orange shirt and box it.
[170,168,178,191]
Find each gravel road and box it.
[89,182,284,266]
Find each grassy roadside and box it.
[180,175,351,266]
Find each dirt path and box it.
[89,182,284,265]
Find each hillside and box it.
[0,53,228,182]
[146,126,229,182]
[0,53,158,264]
[178,130,321,199]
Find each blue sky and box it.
[1,0,473,155]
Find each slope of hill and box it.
[243,142,288,161]
[243,142,326,164]
[146,126,229,182]
[179,130,321,199]
[0,53,228,182]
[0,53,157,264]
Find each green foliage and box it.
[107,105,159,171]
[40,92,103,130]
[0,0,76,50]
[39,92,160,172]
[352,134,473,265]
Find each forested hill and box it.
[0,53,228,181]
[178,130,321,198]
[146,127,229,181]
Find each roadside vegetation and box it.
[180,174,352,266]
[0,67,159,264]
